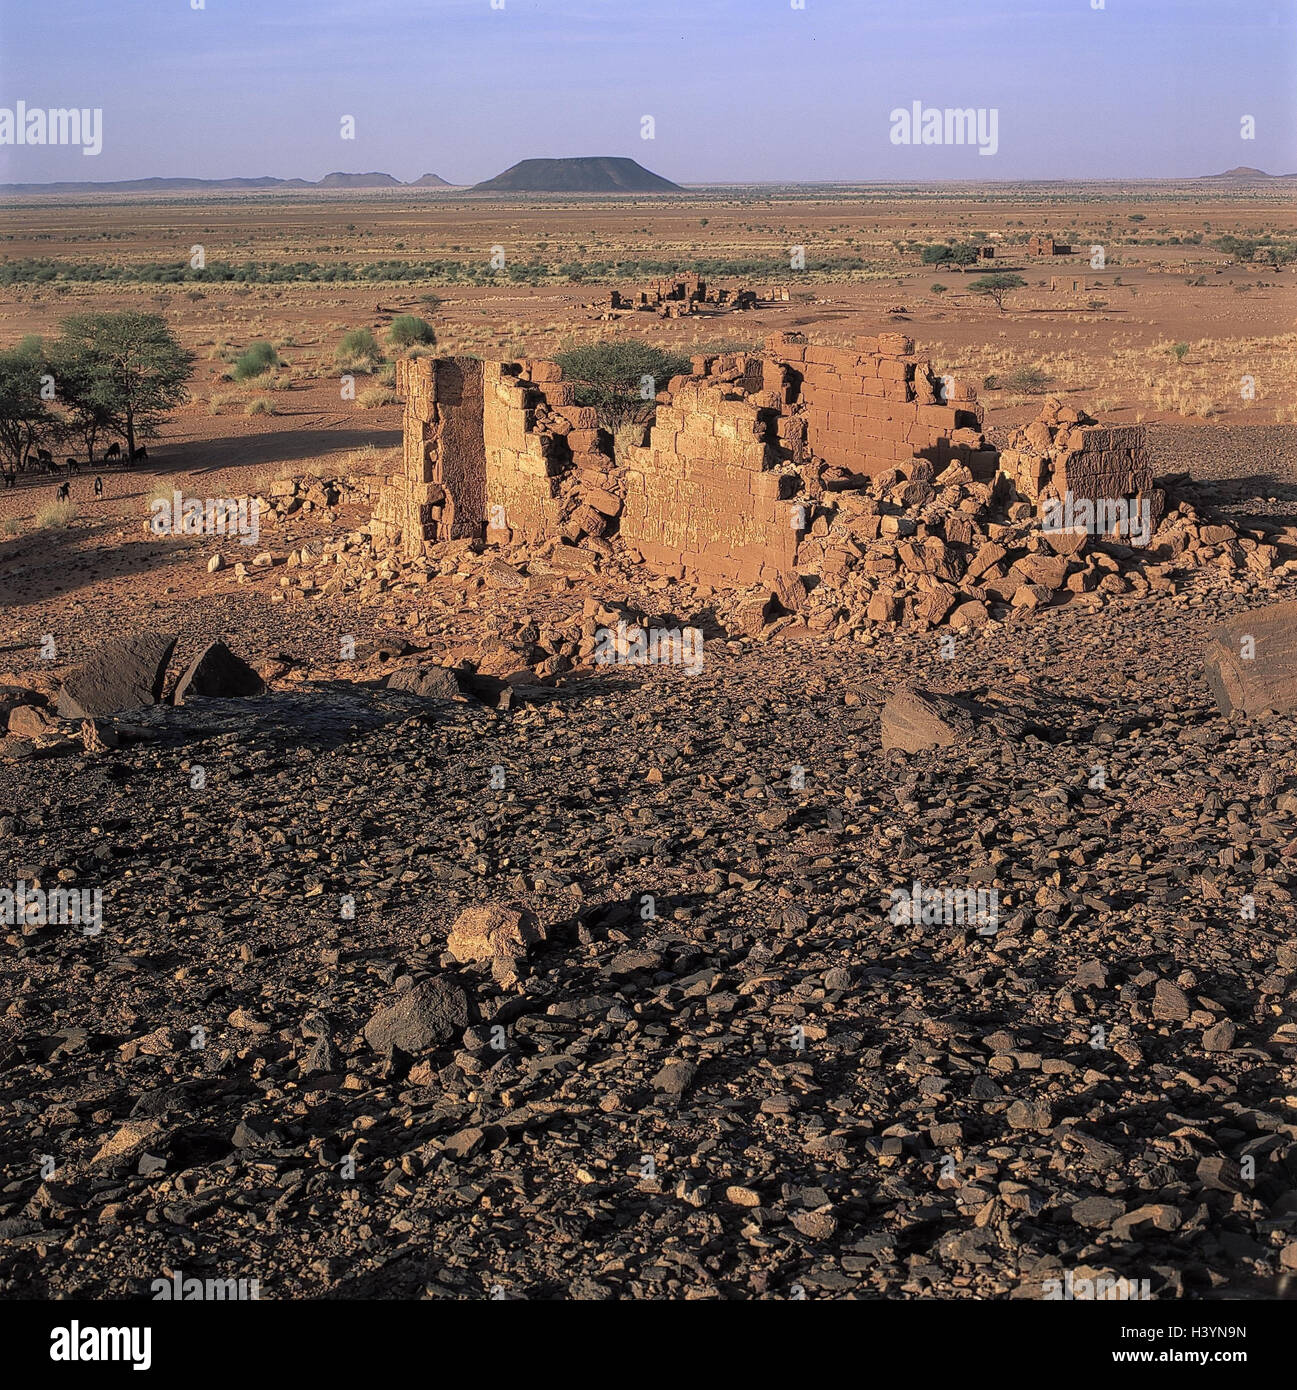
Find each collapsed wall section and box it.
[481,360,612,544]
[765,331,994,480]
[377,335,1000,587]
[377,355,615,557]
[998,400,1161,534]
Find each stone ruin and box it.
[370,331,1282,641]
[1026,235,1072,256]
[600,273,788,318]
[372,356,618,557]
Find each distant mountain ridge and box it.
[0,171,457,194]
[472,157,682,193]
[1202,166,1297,180]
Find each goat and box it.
[94,475,104,497]
[104,442,121,461]
[56,480,70,501]
[131,445,149,463]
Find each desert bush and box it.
[929,283,947,295]
[357,386,400,409]
[244,397,276,416]
[1000,365,1054,394]
[208,390,242,415]
[335,328,383,373]
[1170,342,1190,363]
[35,499,77,529]
[387,315,436,349]
[554,341,693,431]
[1,516,21,537]
[232,341,280,381]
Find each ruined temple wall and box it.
[381,338,996,583]
[383,356,615,553]
[999,416,1158,528]
[620,375,797,585]
[765,332,992,480]
[481,360,566,543]
[375,356,485,557]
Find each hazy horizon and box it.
[1,0,1294,185]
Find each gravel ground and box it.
[2,525,1297,1299]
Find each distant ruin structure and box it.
[604,274,787,318]
[1027,235,1072,256]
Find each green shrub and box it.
[232,341,280,381]
[386,315,436,349]
[553,341,693,431]
[335,328,383,371]
[244,397,276,415]
[1000,365,1053,394]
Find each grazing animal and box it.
[93,474,104,497]
[105,442,121,461]
[56,480,70,501]
[46,458,59,475]
[36,447,53,464]
[66,457,79,475]
[131,445,149,462]
[2,470,15,490]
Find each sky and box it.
[1,0,1294,184]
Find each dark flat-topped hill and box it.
[472,156,682,193]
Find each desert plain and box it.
[2,180,1297,1303]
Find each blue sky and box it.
[1,0,1294,183]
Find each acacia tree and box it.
[969,273,1027,313]
[0,340,50,473]
[48,337,118,463]
[56,312,194,459]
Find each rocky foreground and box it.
[2,538,1297,1301]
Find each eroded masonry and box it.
[373,331,1174,630]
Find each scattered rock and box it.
[56,631,177,719]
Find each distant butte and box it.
[471,157,682,193]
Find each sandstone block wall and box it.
[620,370,798,585]
[378,356,614,557]
[764,331,992,480]
[998,400,1159,534]
[374,356,486,557]
[378,334,995,586]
